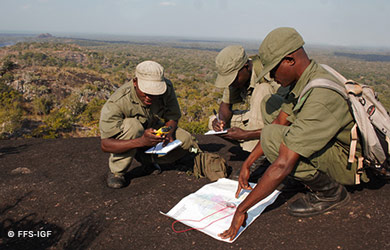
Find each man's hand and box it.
[235,165,252,198]
[212,118,226,131]
[162,128,175,146]
[139,128,164,147]
[218,211,247,241]
[221,127,246,140]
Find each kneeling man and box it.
[100,61,199,188]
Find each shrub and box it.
[32,96,53,115]
[0,83,24,137]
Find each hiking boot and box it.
[277,176,306,192]
[143,163,162,175]
[106,172,126,189]
[288,171,350,217]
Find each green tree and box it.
[0,82,24,138]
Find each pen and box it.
[213,109,220,122]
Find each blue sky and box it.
[0,0,389,48]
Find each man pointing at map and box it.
[219,27,361,240]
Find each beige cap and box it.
[258,27,305,81]
[215,45,248,88]
[135,61,167,95]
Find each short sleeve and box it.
[283,88,352,158]
[99,101,124,139]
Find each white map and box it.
[161,178,281,243]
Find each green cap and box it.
[257,27,304,81]
[215,45,248,88]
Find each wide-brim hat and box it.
[215,45,248,88]
[135,60,167,95]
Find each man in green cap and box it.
[209,45,287,153]
[219,27,366,241]
[100,60,200,189]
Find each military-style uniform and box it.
[261,61,366,185]
[100,79,198,175]
[209,55,287,152]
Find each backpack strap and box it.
[298,78,349,106]
[355,157,364,185]
[348,124,358,164]
[298,77,362,184]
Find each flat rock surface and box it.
[0,136,389,249]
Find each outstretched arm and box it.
[219,142,300,241]
[221,108,290,141]
[235,109,291,188]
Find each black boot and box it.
[288,171,350,217]
[106,172,126,189]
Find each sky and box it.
[0,0,389,48]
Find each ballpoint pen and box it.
[213,109,220,123]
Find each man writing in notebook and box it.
[209,45,287,152]
[99,60,199,189]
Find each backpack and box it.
[193,152,227,182]
[298,64,390,183]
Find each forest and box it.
[0,34,390,139]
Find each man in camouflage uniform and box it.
[99,60,198,188]
[219,27,366,241]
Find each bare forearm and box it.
[101,137,145,154]
[237,162,290,213]
[272,110,291,125]
[241,141,264,170]
[240,129,261,140]
[236,143,299,213]
[218,102,233,125]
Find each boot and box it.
[288,171,350,217]
[107,172,126,189]
[277,176,306,193]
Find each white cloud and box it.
[160,1,176,6]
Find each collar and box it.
[289,60,317,99]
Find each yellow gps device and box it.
[154,126,172,137]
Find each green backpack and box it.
[193,152,227,182]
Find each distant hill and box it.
[37,33,53,39]
[334,52,390,62]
